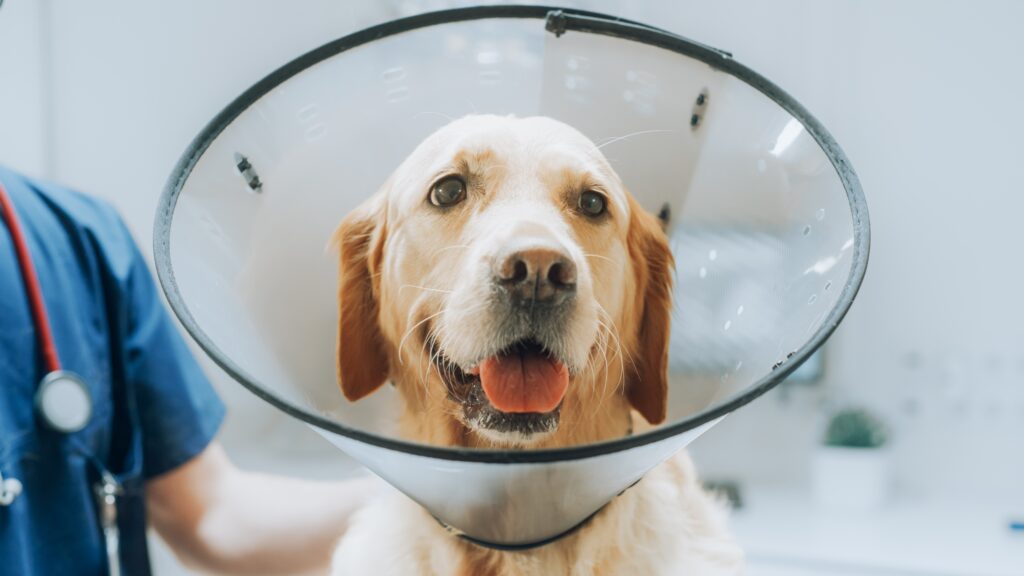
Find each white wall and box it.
[0,0,47,177]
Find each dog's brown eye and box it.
[430,176,466,207]
[578,190,607,217]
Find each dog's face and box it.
[334,115,673,448]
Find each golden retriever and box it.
[330,115,742,575]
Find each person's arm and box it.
[146,441,378,576]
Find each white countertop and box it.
[732,488,1024,576]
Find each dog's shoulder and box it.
[643,452,745,575]
[568,451,744,575]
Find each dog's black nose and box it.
[494,243,577,305]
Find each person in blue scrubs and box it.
[0,165,374,575]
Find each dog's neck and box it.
[439,455,696,576]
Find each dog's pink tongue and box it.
[479,352,569,413]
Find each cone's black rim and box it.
[154,5,870,465]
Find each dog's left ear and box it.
[625,196,674,425]
[332,194,391,402]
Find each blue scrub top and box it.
[0,166,225,575]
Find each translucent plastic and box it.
[157,10,867,546]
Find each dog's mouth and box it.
[432,338,569,443]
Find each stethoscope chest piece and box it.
[35,371,93,434]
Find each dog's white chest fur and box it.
[331,452,743,576]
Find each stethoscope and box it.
[0,180,123,576]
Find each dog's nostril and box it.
[510,260,529,284]
[548,262,562,286]
[547,261,575,288]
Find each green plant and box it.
[823,408,888,449]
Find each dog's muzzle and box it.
[492,239,577,308]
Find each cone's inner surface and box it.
[168,16,857,449]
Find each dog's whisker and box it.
[582,252,616,265]
[435,243,471,256]
[576,318,607,431]
[415,301,490,398]
[596,304,633,388]
[420,332,442,400]
[399,284,454,295]
[568,322,616,439]
[599,324,614,399]
[410,330,440,384]
[586,322,607,380]
[595,304,629,398]
[591,315,616,418]
[596,129,678,150]
[398,308,447,366]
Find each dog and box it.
[330,115,742,575]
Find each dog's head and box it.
[333,115,673,448]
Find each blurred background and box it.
[2,1,1022,574]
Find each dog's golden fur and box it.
[330,115,742,574]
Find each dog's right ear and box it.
[332,194,390,401]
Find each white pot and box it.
[812,446,890,512]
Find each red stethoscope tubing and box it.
[0,180,62,373]
[0,181,114,571]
